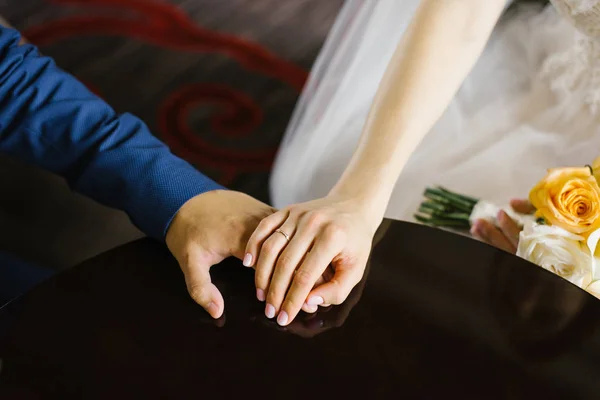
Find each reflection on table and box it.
[0,220,600,398]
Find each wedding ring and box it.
[274,229,290,242]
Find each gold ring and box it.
[274,229,290,242]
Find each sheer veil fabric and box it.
[271,0,600,224]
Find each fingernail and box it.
[305,304,318,313]
[265,304,276,319]
[307,296,324,306]
[243,253,253,267]
[277,311,289,326]
[256,288,265,302]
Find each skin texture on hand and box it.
[471,199,535,253]
[244,194,379,327]
[166,190,275,319]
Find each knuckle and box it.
[187,284,209,304]
[305,211,325,227]
[254,264,273,285]
[261,237,278,253]
[324,223,345,241]
[294,269,314,287]
[267,289,284,305]
[284,298,303,313]
[276,254,295,270]
[286,206,301,218]
[257,218,272,231]
[254,269,268,287]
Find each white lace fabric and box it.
[544,0,600,113]
[551,0,600,37]
[541,32,600,113]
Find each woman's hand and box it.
[252,262,368,338]
[243,195,379,326]
[470,199,534,253]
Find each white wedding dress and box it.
[271,0,600,224]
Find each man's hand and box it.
[166,190,275,319]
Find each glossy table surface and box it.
[1,219,600,399]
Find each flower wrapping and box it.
[469,201,534,228]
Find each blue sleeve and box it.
[0,27,224,241]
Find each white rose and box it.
[517,221,592,289]
[586,280,600,299]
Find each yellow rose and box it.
[529,167,600,237]
[592,156,600,182]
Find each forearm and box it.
[331,0,507,220]
[0,27,222,240]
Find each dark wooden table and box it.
[1,219,600,399]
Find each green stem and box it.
[423,190,473,214]
[420,201,449,213]
[425,188,476,210]
[436,186,479,205]
[418,205,470,221]
[416,186,481,230]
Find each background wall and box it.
[0,0,343,269]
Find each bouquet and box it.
[415,165,600,298]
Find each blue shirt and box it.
[0,27,223,241]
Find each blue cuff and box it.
[143,168,226,241]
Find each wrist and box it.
[165,189,225,247]
[328,183,388,235]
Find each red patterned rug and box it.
[4,0,342,202]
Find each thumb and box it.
[301,274,330,313]
[306,268,361,307]
[182,253,225,319]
